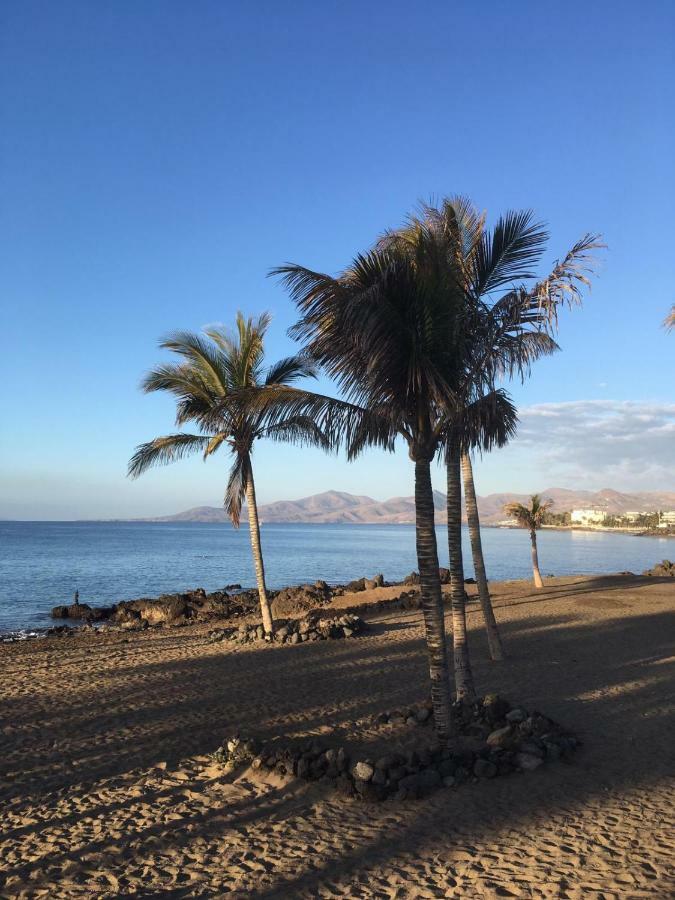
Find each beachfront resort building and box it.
[571,508,607,525]
[659,510,675,528]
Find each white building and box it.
[571,508,607,525]
[659,510,675,527]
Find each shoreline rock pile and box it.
[642,559,674,577]
[51,587,259,628]
[209,613,366,646]
[211,694,578,802]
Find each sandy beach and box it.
[1,574,674,898]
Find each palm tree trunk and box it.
[245,470,274,634]
[414,456,454,741]
[461,451,504,661]
[447,446,476,701]
[530,529,544,588]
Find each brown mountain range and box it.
[142,487,675,526]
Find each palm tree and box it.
[128,312,327,635]
[665,306,675,331]
[271,241,473,739]
[503,494,553,588]
[382,199,602,674]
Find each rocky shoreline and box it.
[38,568,458,637]
[1,561,671,644]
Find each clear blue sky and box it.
[1,1,674,519]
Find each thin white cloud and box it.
[510,400,675,490]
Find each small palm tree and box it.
[503,494,553,588]
[665,306,675,331]
[128,312,326,635]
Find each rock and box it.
[375,754,400,771]
[51,601,93,621]
[353,780,379,801]
[486,725,514,748]
[371,769,387,786]
[516,752,544,771]
[442,776,456,788]
[506,708,527,724]
[296,758,310,778]
[543,741,561,761]
[272,582,332,615]
[363,578,378,590]
[482,694,511,723]
[405,716,418,727]
[438,758,456,777]
[464,577,476,584]
[351,761,374,782]
[643,560,675,577]
[289,632,300,644]
[336,774,354,796]
[438,567,451,584]
[519,740,544,758]
[345,578,367,593]
[473,759,497,778]
[415,707,431,724]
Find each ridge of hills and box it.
[140,487,675,525]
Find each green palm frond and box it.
[159,331,229,394]
[127,433,213,479]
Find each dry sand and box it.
[1,574,674,898]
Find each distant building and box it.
[659,510,675,527]
[571,508,607,525]
[624,511,643,522]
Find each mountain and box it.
[140,487,675,525]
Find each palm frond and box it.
[664,306,675,331]
[503,493,553,529]
[264,353,318,386]
[159,331,229,394]
[127,433,213,478]
[471,210,549,297]
[225,451,251,528]
[263,416,331,452]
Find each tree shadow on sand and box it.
[1,576,674,895]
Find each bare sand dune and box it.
[1,574,674,897]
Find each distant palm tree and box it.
[503,494,553,588]
[128,312,327,635]
[665,306,675,331]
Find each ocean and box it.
[0,521,671,635]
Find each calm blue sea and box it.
[0,521,671,635]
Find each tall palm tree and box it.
[445,389,518,665]
[128,312,327,635]
[271,241,475,739]
[382,199,601,675]
[503,494,553,588]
